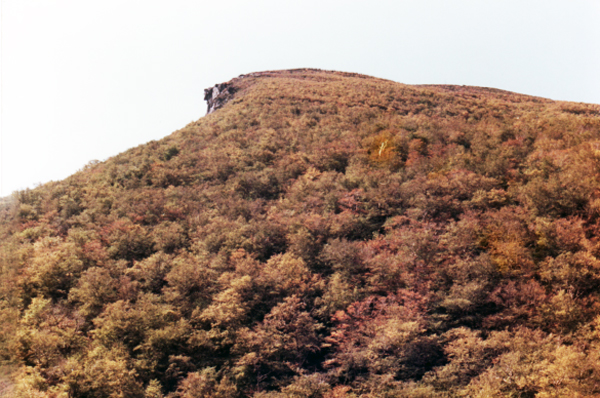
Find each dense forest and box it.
[2,69,600,397]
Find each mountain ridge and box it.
[201,68,573,118]
[1,69,600,397]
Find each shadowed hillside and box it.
[1,69,600,397]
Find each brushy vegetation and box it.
[2,69,600,397]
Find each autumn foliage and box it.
[1,69,600,397]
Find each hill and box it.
[1,68,600,397]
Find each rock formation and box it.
[204,82,238,114]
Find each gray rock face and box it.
[204,82,238,115]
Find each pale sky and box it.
[1,0,599,197]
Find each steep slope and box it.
[1,69,600,397]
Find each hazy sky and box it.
[1,0,599,197]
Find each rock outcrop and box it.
[204,82,238,114]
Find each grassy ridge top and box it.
[1,69,600,397]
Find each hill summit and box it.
[1,69,600,397]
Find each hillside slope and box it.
[2,69,600,397]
